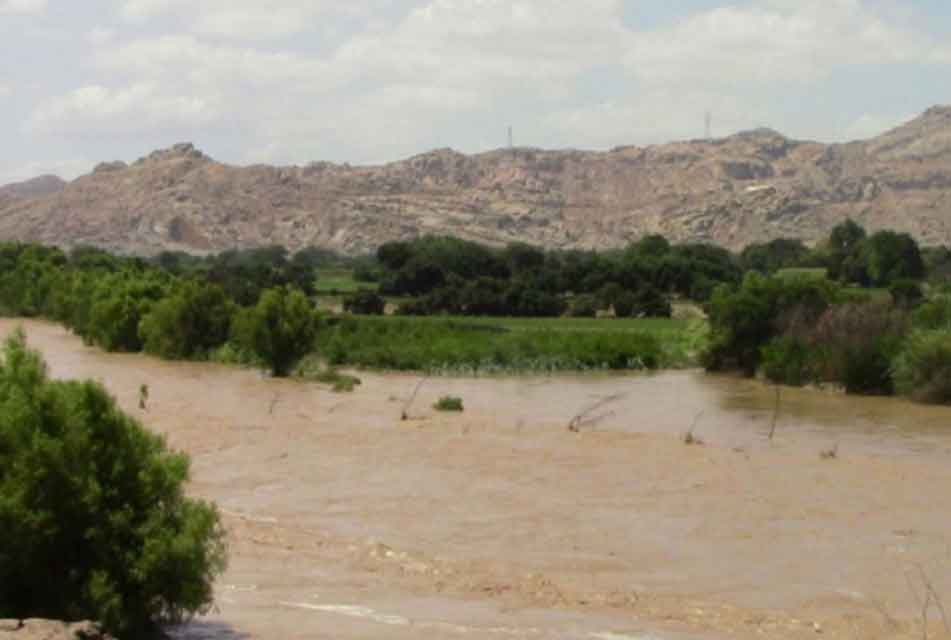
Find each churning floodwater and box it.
[6,318,951,640]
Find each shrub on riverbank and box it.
[231,286,316,377]
[0,331,226,637]
[893,329,951,403]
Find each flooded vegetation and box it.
[7,318,951,639]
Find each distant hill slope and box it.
[0,174,66,200]
[3,108,951,255]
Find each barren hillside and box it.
[3,107,951,255]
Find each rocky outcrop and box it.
[3,107,951,255]
[0,619,113,640]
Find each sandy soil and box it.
[6,319,951,640]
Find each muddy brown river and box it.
[6,319,951,639]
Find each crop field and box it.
[315,269,376,293]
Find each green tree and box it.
[139,280,235,359]
[827,219,867,281]
[231,287,317,377]
[342,289,386,315]
[860,230,925,286]
[0,331,226,637]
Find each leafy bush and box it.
[434,395,464,411]
[0,330,226,637]
[342,289,385,315]
[140,280,234,359]
[893,329,951,403]
[703,273,837,375]
[912,294,951,330]
[889,279,924,310]
[810,302,906,395]
[760,336,814,386]
[231,286,317,377]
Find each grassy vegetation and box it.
[314,315,705,375]
[371,313,691,333]
[315,269,376,294]
[434,395,464,411]
[776,267,827,280]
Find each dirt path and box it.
[6,319,951,640]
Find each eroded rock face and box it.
[3,107,951,255]
[0,619,113,640]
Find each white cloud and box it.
[86,27,116,46]
[14,0,951,173]
[27,84,219,135]
[337,0,626,86]
[0,0,46,15]
[623,0,951,88]
[544,91,768,149]
[118,0,381,40]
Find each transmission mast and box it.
[705,111,712,141]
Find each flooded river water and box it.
[6,319,951,639]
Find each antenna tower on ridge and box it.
[508,125,513,150]
[705,111,712,141]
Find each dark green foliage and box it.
[860,231,925,286]
[231,287,317,377]
[434,395,464,412]
[84,271,170,352]
[741,238,810,274]
[923,246,951,283]
[760,337,814,386]
[889,279,924,310]
[893,330,951,403]
[806,302,906,395]
[139,280,235,359]
[826,218,867,281]
[374,235,741,314]
[343,289,386,315]
[703,273,838,375]
[0,331,226,636]
[206,246,315,305]
[912,294,951,330]
[631,285,672,318]
[569,294,599,318]
[612,291,636,318]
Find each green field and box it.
[368,313,690,333]
[775,267,827,280]
[314,314,707,374]
[315,269,376,294]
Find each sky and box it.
[1,0,951,184]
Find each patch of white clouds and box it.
[27,83,219,135]
[0,0,46,15]
[85,27,116,46]
[118,0,383,40]
[17,0,951,168]
[623,0,951,88]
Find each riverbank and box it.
[6,319,951,640]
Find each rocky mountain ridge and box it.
[4,108,951,255]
